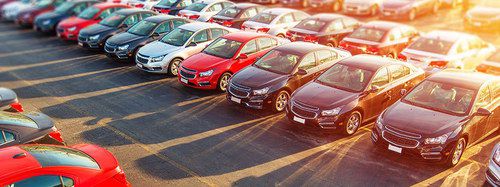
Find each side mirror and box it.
[188,42,197,47]
[151,32,160,38]
[296,68,307,76]
[400,89,407,96]
[476,108,492,116]
[369,85,380,93]
[237,53,248,60]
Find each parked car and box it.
[241,8,309,37]
[286,13,360,47]
[0,0,16,11]
[372,70,499,167]
[340,21,419,58]
[443,0,462,8]
[464,0,500,33]
[136,22,229,75]
[152,0,194,15]
[486,143,500,186]
[126,0,159,10]
[179,32,285,91]
[227,42,351,112]
[16,0,66,26]
[342,0,382,16]
[57,2,130,40]
[0,111,64,148]
[1,0,37,21]
[400,30,496,70]
[78,8,156,49]
[177,0,234,22]
[209,3,266,29]
[381,0,441,21]
[308,0,343,12]
[105,15,191,61]
[0,87,23,112]
[34,0,99,32]
[476,50,500,76]
[286,55,424,135]
[280,0,309,8]
[0,144,131,186]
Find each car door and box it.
[150,21,172,42]
[364,67,391,120]
[387,65,413,105]
[288,52,318,90]
[233,39,259,72]
[467,85,493,144]
[184,28,211,56]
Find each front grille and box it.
[385,125,421,139]
[181,66,196,73]
[105,43,116,53]
[78,36,87,42]
[228,82,250,98]
[382,130,419,148]
[180,69,195,79]
[136,54,149,64]
[291,100,318,119]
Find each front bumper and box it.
[226,84,273,109]
[135,54,169,73]
[343,5,372,15]
[380,9,409,19]
[178,67,218,90]
[285,105,343,130]
[56,27,79,40]
[104,43,131,60]
[486,159,500,186]
[33,21,56,32]
[78,35,102,49]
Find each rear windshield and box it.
[407,37,454,55]
[78,7,100,20]
[54,2,75,14]
[349,27,386,42]
[0,112,38,128]
[216,7,241,18]
[294,19,327,32]
[184,3,207,12]
[100,14,127,27]
[22,145,100,169]
[249,13,277,24]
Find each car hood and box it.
[139,41,182,57]
[24,112,54,130]
[467,6,500,20]
[0,87,17,107]
[181,52,228,71]
[292,81,358,109]
[382,0,411,9]
[231,66,288,88]
[58,16,90,28]
[382,101,464,135]
[79,24,114,36]
[107,32,146,45]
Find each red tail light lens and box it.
[177,13,181,16]
[398,53,407,61]
[429,61,448,68]
[339,41,347,48]
[188,15,200,20]
[10,102,23,112]
[304,35,318,42]
[48,128,64,143]
[113,167,128,183]
[222,20,233,27]
[366,46,379,54]
[135,4,144,8]
[160,9,171,14]
[257,27,270,33]
[285,31,292,37]
[240,25,247,30]
[208,18,214,23]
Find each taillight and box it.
[208,18,214,23]
[48,128,64,143]
[366,46,379,54]
[304,35,318,42]
[285,31,292,37]
[177,13,181,16]
[160,9,170,14]
[257,27,270,33]
[135,4,144,8]
[188,15,200,20]
[339,41,347,48]
[398,53,407,61]
[113,167,128,183]
[10,102,23,112]
[240,25,247,30]
[222,20,233,27]
[429,61,448,68]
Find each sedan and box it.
[241,8,309,37]
[343,0,383,16]
[152,0,195,15]
[372,70,499,167]
[227,42,351,112]
[1,0,35,22]
[210,3,266,29]
[476,50,499,76]
[486,143,500,186]
[34,0,99,33]
[16,0,66,27]
[179,32,284,91]
[177,0,234,22]
[381,0,441,21]
[308,0,343,12]
[464,0,500,33]
[0,87,23,112]
[0,144,130,186]
[0,111,64,148]
[287,55,424,135]
[126,0,160,10]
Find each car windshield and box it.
[184,3,207,12]
[54,2,74,14]
[294,19,327,32]
[249,13,277,24]
[216,7,241,18]
[127,20,157,36]
[402,80,475,116]
[407,37,454,55]
[78,7,100,20]
[349,27,386,42]
[316,64,373,92]
[203,38,242,59]
[157,0,177,6]
[100,14,126,27]
[35,0,52,7]
[254,50,300,74]
[487,51,500,62]
[22,145,100,169]
[0,112,38,128]
[160,28,194,46]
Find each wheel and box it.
[168,58,182,76]
[277,34,285,38]
[408,9,416,21]
[272,90,289,113]
[370,5,378,16]
[342,111,362,135]
[387,51,397,59]
[130,48,139,63]
[327,39,339,47]
[432,2,440,13]
[446,138,466,167]
[217,72,232,92]
[332,0,341,12]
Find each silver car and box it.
[1,0,36,21]
[486,143,500,186]
[136,22,233,75]
[343,0,383,16]
[241,8,309,37]
[177,0,234,22]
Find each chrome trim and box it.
[382,130,420,149]
[385,125,422,139]
[290,101,318,119]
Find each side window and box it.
[10,175,74,187]
[99,9,113,19]
[243,8,258,18]
[141,13,154,19]
[316,50,334,65]
[400,27,415,38]
[72,3,88,15]
[210,28,226,39]
[1,130,15,144]
[388,65,410,81]
[54,0,65,6]
[371,68,390,87]
[491,81,499,99]
[155,22,172,34]
[388,30,402,42]
[326,20,344,32]
[298,53,316,70]
[172,20,187,29]
[342,18,358,29]
[240,40,258,54]
[192,29,209,43]
[277,13,294,24]
[257,37,277,50]
[292,12,308,21]
[123,14,139,26]
[475,86,491,107]
[178,0,192,7]
[208,3,223,12]
[62,177,75,187]
[222,2,233,8]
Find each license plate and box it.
[388,144,402,153]
[78,42,83,46]
[181,78,188,84]
[230,96,241,103]
[293,116,305,124]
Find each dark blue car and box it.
[152,0,195,16]
[34,0,99,32]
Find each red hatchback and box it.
[0,144,130,187]
[56,3,130,40]
[179,32,284,91]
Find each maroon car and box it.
[16,0,66,26]
[339,21,419,58]
[372,70,499,167]
[286,55,425,135]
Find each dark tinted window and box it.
[1,130,15,144]
[192,29,209,43]
[10,175,73,187]
[292,12,308,21]
[298,53,316,70]
[257,37,277,50]
[123,14,140,26]
[277,13,294,24]
[388,65,410,81]
[316,50,335,65]
[185,2,206,11]
[210,28,226,39]
[207,3,223,12]
[155,22,172,34]
[22,145,100,169]
[475,85,491,107]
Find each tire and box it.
[130,48,139,63]
[332,0,341,12]
[370,5,378,16]
[446,138,466,167]
[342,111,362,135]
[168,58,182,76]
[408,9,416,21]
[217,72,232,92]
[272,90,290,113]
[277,34,285,38]
[387,51,397,59]
[432,2,440,13]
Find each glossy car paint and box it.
[210,3,266,29]
[343,0,382,16]
[476,50,500,76]
[0,87,22,112]
[16,0,66,27]
[486,143,500,186]
[241,8,309,37]
[177,0,235,22]
[381,0,441,21]
[1,0,37,21]
[34,0,99,32]
[0,0,16,11]
[152,0,194,16]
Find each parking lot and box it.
[0,5,498,187]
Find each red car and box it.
[179,32,284,91]
[56,3,130,40]
[0,144,130,187]
[16,0,66,26]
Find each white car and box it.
[343,0,382,16]
[177,0,234,22]
[241,8,309,37]
[124,0,160,10]
[400,30,496,70]
[1,0,37,21]
[136,22,234,75]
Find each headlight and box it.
[321,107,341,116]
[67,26,77,32]
[151,55,165,62]
[89,34,100,41]
[494,148,500,165]
[424,133,450,145]
[253,87,269,95]
[199,69,214,77]
[117,44,129,51]
[42,20,50,25]
[376,115,383,130]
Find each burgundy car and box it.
[209,3,266,29]
[339,21,419,58]
[372,70,499,167]
[16,0,66,26]
[286,55,425,135]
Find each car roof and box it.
[263,7,298,15]
[361,21,410,31]
[427,70,498,90]
[0,146,41,180]
[231,2,260,9]
[0,112,38,129]
[338,54,405,72]
[93,2,127,9]
[179,22,223,31]
[144,15,181,23]
[222,32,270,42]
[274,42,331,56]
[114,8,153,15]
[422,30,475,42]
[308,13,348,21]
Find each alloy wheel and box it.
[274,91,289,112]
[169,59,181,76]
[451,138,465,165]
[218,73,231,92]
[345,113,361,135]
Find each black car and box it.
[34,0,98,32]
[104,15,191,61]
[227,42,351,112]
[286,13,360,47]
[78,8,156,50]
[0,88,23,112]
[0,111,64,148]
[210,3,266,29]
[152,0,195,15]
[381,0,441,21]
